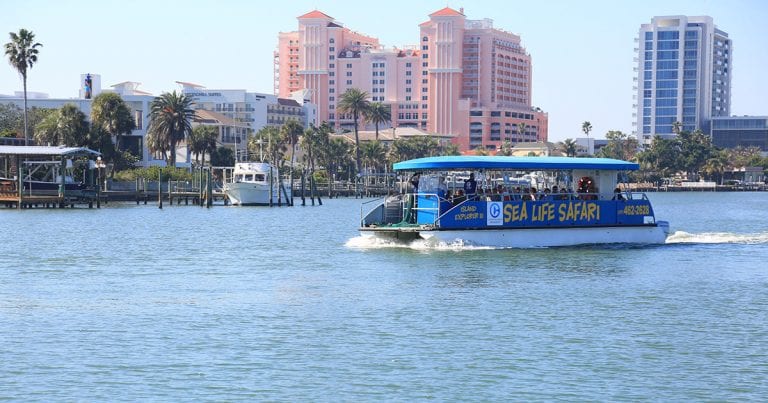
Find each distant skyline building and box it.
[275,7,548,152]
[634,15,732,144]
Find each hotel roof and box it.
[429,7,464,17]
[298,10,333,19]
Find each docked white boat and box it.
[360,156,670,247]
[224,162,292,206]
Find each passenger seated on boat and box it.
[436,176,448,199]
[452,189,465,204]
[522,187,537,201]
[612,187,626,201]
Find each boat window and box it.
[245,174,254,181]
[235,174,244,182]
[254,174,265,181]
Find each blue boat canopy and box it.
[393,156,639,171]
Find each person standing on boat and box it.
[464,173,477,200]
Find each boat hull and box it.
[419,224,669,247]
[224,183,291,206]
[362,222,669,248]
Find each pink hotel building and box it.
[275,7,548,152]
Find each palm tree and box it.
[34,104,89,147]
[559,138,579,157]
[147,91,195,167]
[188,125,218,166]
[90,92,135,152]
[582,121,592,138]
[4,29,42,145]
[281,118,304,184]
[364,102,391,140]
[361,140,386,173]
[337,88,371,175]
[516,122,528,141]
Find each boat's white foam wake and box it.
[345,235,498,251]
[666,230,768,245]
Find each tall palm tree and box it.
[364,102,391,140]
[4,29,42,145]
[281,118,304,185]
[582,121,592,138]
[337,88,371,175]
[516,122,528,141]
[188,125,218,166]
[147,91,195,167]
[90,92,135,152]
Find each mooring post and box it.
[158,169,163,209]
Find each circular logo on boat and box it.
[490,203,501,218]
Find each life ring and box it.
[577,176,595,193]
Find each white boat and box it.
[360,156,670,247]
[224,162,292,206]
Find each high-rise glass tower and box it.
[634,16,731,144]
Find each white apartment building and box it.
[634,16,732,145]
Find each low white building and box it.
[1,74,318,167]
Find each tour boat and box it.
[359,156,670,247]
[224,162,291,206]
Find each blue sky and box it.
[2,0,766,142]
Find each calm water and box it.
[1,192,767,401]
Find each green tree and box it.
[559,138,579,157]
[210,146,235,167]
[361,140,387,173]
[598,130,639,161]
[33,104,89,146]
[363,102,391,140]
[4,28,42,145]
[90,92,135,152]
[516,122,528,141]
[581,121,592,138]
[250,126,286,168]
[0,103,22,136]
[702,152,727,184]
[281,118,304,181]
[337,88,370,175]
[676,129,714,180]
[498,140,514,156]
[147,91,195,167]
[188,125,218,166]
[636,135,678,182]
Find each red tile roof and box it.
[298,10,333,19]
[429,7,464,17]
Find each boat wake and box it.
[345,235,499,251]
[666,230,768,245]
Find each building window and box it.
[329,80,335,85]
[346,63,352,68]
[346,72,352,77]
[405,96,411,101]
[422,36,428,42]
[329,55,335,60]
[329,96,335,101]
[422,62,428,67]
[406,88,411,93]
[330,38,335,43]
[406,62,412,67]
[329,63,335,68]
[329,47,335,52]
[329,88,335,93]
[346,80,352,85]
[421,96,427,101]
[406,71,411,76]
